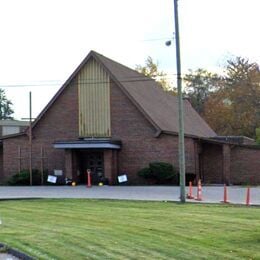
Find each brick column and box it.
[194,141,200,182]
[104,150,118,185]
[222,144,231,185]
[104,150,112,184]
[112,150,118,184]
[65,149,73,179]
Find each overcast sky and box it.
[0,0,259,119]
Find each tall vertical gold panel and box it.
[78,58,111,137]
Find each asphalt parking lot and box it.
[0,185,259,205]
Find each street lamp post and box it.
[174,0,186,202]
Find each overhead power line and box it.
[142,37,173,42]
[0,74,179,88]
[0,83,62,88]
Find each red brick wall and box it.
[3,136,28,180]
[110,81,196,184]
[1,79,197,184]
[2,80,79,181]
[230,146,260,185]
[200,142,260,185]
[222,144,231,185]
[201,143,223,183]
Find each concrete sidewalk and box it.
[0,185,259,205]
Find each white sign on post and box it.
[54,169,63,176]
[118,174,127,183]
[47,175,57,183]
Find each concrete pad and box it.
[0,254,20,260]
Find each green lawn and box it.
[0,199,259,260]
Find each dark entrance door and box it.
[78,150,104,184]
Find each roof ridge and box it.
[91,51,150,81]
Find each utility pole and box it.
[22,92,33,185]
[174,0,186,202]
[29,92,32,186]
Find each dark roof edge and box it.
[159,130,214,139]
[53,138,122,149]
[214,135,255,141]
[0,132,26,140]
[197,137,260,149]
[54,138,122,145]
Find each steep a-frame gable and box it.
[29,50,216,138]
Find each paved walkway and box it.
[0,254,19,260]
[0,185,259,205]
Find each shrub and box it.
[138,162,177,184]
[149,162,176,181]
[7,169,49,186]
[137,167,152,179]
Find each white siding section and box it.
[2,126,20,136]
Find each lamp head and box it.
[165,40,172,46]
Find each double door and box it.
[79,151,104,184]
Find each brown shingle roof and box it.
[29,50,216,138]
[92,51,216,138]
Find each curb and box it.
[0,243,34,260]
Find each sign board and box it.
[118,174,127,183]
[47,175,57,183]
[54,169,63,176]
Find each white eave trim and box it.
[53,143,121,149]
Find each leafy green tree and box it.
[183,69,221,114]
[0,88,14,119]
[136,56,174,92]
[256,128,260,144]
[203,89,234,135]
[225,57,259,86]
[224,57,260,137]
[204,57,260,138]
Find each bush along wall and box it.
[7,169,50,186]
[138,162,177,185]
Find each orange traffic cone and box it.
[187,181,194,199]
[221,184,229,203]
[195,179,202,201]
[246,187,250,206]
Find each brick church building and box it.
[0,51,259,185]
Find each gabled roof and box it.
[93,51,216,138]
[23,50,216,138]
